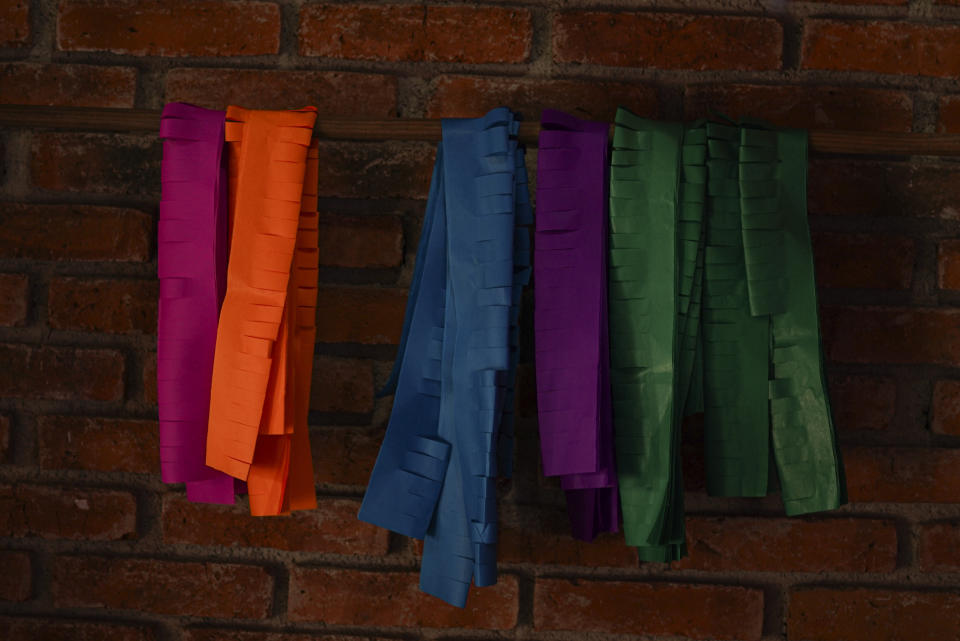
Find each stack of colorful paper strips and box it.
[158,103,320,516]
[359,107,531,608]
[534,109,619,542]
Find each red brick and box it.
[789,587,960,641]
[806,0,905,4]
[299,4,530,63]
[185,630,388,641]
[821,306,960,366]
[845,445,960,503]
[829,375,896,431]
[316,286,406,345]
[676,517,896,573]
[803,20,960,77]
[940,95,960,133]
[0,0,29,47]
[163,495,387,554]
[289,568,518,628]
[31,133,160,196]
[685,84,912,132]
[315,142,434,200]
[37,416,158,473]
[0,63,136,107]
[143,352,157,405]
[427,75,657,122]
[499,512,637,567]
[0,552,30,602]
[0,344,124,402]
[0,484,136,540]
[535,578,763,640]
[0,203,151,261]
[917,521,960,571]
[310,355,373,413]
[53,556,273,618]
[813,232,914,290]
[939,240,960,290]
[311,426,381,486]
[808,160,960,219]
[932,380,960,436]
[48,277,157,334]
[0,274,28,327]
[58,0,280,56]
[0,618,154,641]
[0,414,9,461]
[554,12,782,71]
[166,68,396,115]
[317,213,403,269]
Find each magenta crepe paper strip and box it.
[535,110,619,541]
[158,102,236,504]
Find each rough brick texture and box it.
[2,1,960,639]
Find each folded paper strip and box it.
[359,107,531,607]
[534,109,620,541]
[205,105,319,515]
[157,102,237,504]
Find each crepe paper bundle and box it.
[360,107,531,607]
[157,102,237,504]
[701,120,846,514]
[205,105,319,516]
[534,109,620,542]
[608,108,706,561]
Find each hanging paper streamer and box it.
[157,102,236,505]
[359,107,531,607]
[205,106,319,516]
[534,109,619,542]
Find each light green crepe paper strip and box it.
[609,109,682,552]
[702,124,771,498]
[768,128,847,515]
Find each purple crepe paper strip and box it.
[158,102,236,504]
[534,109,619,541]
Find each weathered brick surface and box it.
[932,380,960,436]
[844,446,960,503]
[802,20,960,77]
[685,84,913,132]
[288,568,518,628]
[162,495,388,554]
[812,232,915,290]
[938,240,960,290]
[0,414,9,462]
[0,552,31,602]
[554,12,782,71]
[917,521,960,571]
[49,277,157,334]
[0,618,155,641]
[829,375,896,431]
[52,556,273,618]
[37,416,159,473]
[300,5,531,63]
[58,0,281,56]
[0,204,151,261]
[165,68,397,115]
[0,484,136,540]
[789,587,960,641]
[31,133,161,196]
[822,307,960,366]
[0,63,137,107]
[317,213,403,269]
[0,273,28,327]
[0,0,29,47]
[316,286,406,345]
[315,142,434,199]
[310,355,374,414]
[941,95,960,133]
[534,578,763,640]
[311,426,382,486]
[676,517,897,573]
[427,75,658,122]
[0,344,124,402]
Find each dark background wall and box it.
[1,0,960,639]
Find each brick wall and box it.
[1,0,959,639]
